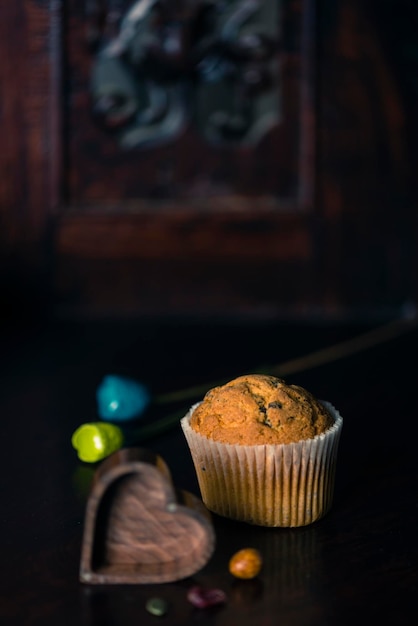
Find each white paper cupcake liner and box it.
[181,401,343,527]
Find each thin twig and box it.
[154,318,416,405]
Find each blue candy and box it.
[97,375,151,422]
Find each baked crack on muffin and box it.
[190,374,333,445]
[181,373,343,527]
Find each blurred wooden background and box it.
[1,0,417,323]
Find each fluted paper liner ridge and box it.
[181,401,343,527]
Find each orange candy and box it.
[228,548,263,579]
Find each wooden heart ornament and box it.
[79,447,215,584]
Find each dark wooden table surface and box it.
[1,315,417,625]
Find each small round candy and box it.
[187,585,226,608]
[97,375,150,422]
[145,597,169,616]
[228,548,263,580]
[71,422,124,463]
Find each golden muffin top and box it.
[189,374,333,445]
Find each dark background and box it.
[1,3,418,624]
[1,0,418,325]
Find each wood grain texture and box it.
[80,447,215,584]
[0,0,417,321]
[0,0,60,243]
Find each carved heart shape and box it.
[79,447,215,584]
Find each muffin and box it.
[181,374,343,527]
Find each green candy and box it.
[71,422,124,463]
[145,597,169,617]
